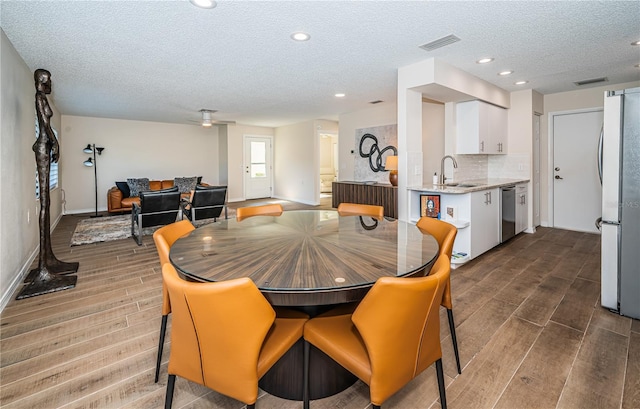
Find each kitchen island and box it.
[409,178,529,267]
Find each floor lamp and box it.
[83,144,105,218]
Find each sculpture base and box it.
[16,274,77,300]
[24,261,79,283]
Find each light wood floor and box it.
[1,198,638,409]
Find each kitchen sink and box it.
[440,182,483,188]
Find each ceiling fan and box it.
[192,109,236,127]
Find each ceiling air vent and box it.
[419,34,461,52]
[369,100,383,104]
[574,77,608,86]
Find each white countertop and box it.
[408,178,530,194]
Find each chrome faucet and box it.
[440,155,458,185]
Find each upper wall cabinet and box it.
[456,100,507,154]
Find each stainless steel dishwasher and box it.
[501,186,516,242]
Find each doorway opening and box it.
[319,131,338,200]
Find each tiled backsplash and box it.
[453,153,530,181]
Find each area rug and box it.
[70,211,235,246]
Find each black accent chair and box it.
[181,185,228,222]
[131,187,181,245]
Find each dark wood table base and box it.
[259,338,358,401]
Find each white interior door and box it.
[552,110,603,233]
[244,136,273,199]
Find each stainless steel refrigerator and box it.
[600,87,640,319]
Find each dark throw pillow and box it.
[196,176,203,184]
[115,181,130,198]
[174,176,198,193]
[127,178,150,197]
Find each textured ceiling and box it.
[1,1,639,128]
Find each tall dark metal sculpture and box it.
[17,69,79,300]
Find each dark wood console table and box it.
[332,181,398,219]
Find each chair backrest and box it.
[236,203,283,221]
[153,220,196,267]
[153,220,195,316]
[351,258,448,405]
[337,203,384,220]
[139,187,181,227]
[416,216,457,259]
[162,264,276,404]
[191,185,227,220]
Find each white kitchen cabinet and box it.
[515,183,528,234]
[456,100,507,154]
[470,188,500,257]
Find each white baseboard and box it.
[0,247,38,312]
[64,207,108,215]
[0,212,67,313]
[271,195,319,206]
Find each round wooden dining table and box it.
[170,209,439,400]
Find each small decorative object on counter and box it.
[433,172,438,185]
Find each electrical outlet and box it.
[518,163,524,171]
[414,165,422,175]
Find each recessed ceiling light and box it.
[189,0,216,9]
[477,58,494,64]
[514,80,529,85]
[632,40,640,46]
[334,93,345,98]
[498,70,514,76]
[291,32,310,42]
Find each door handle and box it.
[555,175,563,180]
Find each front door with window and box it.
[243,136,273,199]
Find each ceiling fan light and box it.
[202,121,212,127]
[189,0,216,9]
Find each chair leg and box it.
[155,314,168,383]
[303,340,310,409]
[435,359,447,409]
[447,308,462,374]
[165,374,176,409]
[136,214,143,245]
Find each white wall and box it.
[274,120,317,204]
[225,124,275,202]
[540,80,640,224]
[338,102,397,181]
[1,30,64,309]
[60,115,221,213]
[422,101,445,184]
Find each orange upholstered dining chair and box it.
[162,263,308,409]
[336,203,384,220]
[236,203,284,222]
[302,254,450,409]
[151,220,195,383]
[416,216,461,374]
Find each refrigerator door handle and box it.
[597,125,603,185]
